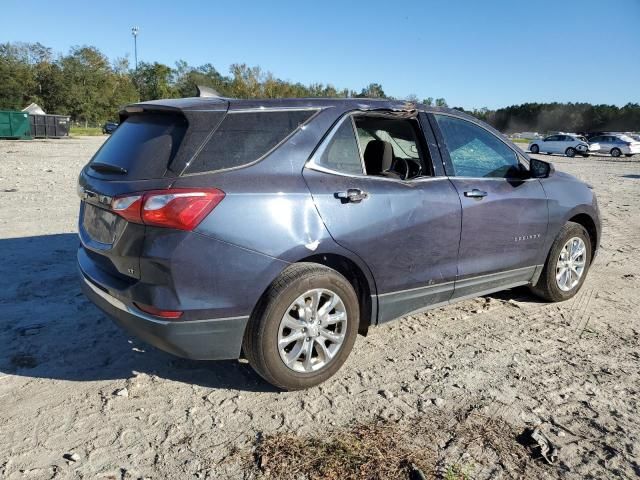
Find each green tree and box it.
[174,60,230,98]
[0,42,47,110]
[59,46,117,125]
[357,83,386,98]
[133,61,178,101]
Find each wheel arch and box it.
[568,213,599,257]
[296,253,376,335]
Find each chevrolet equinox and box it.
[78,97,601,390]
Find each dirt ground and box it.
[1,136,639,479]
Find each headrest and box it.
[363,140,393,175]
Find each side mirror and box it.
[530,158,554,178]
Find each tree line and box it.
[1,41,638,132]
[463,102,640,134]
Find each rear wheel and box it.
[243,263,359,390]
[530,144,539,154]
[611,148,622,158]
[565,147,576,157]
[530,222,591,302]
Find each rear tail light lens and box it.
[111,188,225,231]
[111,195,143,223]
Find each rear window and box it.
[89,114,187,180]
[185,110,314,173]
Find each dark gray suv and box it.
[78,97,601,390]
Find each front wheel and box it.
[530,144,540,154]
[611,148,622,158]
[565,147,576,157]
[243,263,359,390]
[530,222,591,302]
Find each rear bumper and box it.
[80,270,249,360]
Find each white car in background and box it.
[528,134,598,157]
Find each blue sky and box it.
[3,0,639,109]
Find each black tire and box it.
[581,153,589,158]
[530,144,539,154]
[565,147,576,157]
[530,222,592,302]
[243,263,359,390]
[611,148,621,158]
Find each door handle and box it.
[464,189,488,199]
[335,188,368,203]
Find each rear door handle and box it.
[335,188,368,203]
[464,189,488,199]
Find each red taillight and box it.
[134,302,183,319]
[111,188,225,231]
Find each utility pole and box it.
[131,26,139,71]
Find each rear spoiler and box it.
[120,99,228,117]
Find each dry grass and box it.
[254,422,435,479]
[239,410,558,480]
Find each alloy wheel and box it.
[277,289,348,373]
[556,237,587,291]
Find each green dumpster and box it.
[0,110,32,139]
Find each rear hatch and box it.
[78,99,228,286]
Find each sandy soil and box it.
[0,137,638,479]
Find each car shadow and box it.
[1,234,549,391]
[485,285,548,304]
[622,174,640,179]
[0,233,276,392]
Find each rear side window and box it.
[315,119,363,174]
[186,110,314,173]
[89,114,186,180]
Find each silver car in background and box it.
[588,134,640,157]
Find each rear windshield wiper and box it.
[90,162,128,174]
